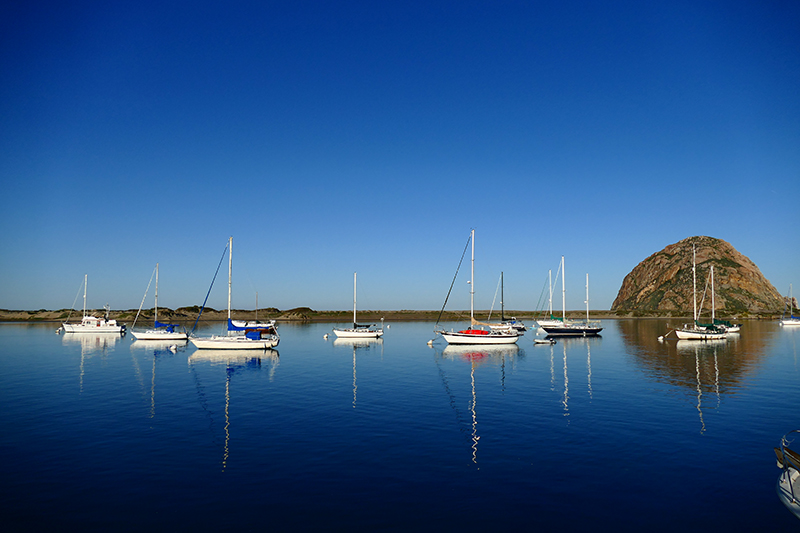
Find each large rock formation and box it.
[612,236,783,315]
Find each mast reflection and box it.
[62,333,121,393]
[541,337,600,419]
[130,340,188,418]
[435,344,521,464]
[676,340,724,434]
[188,349,279,471]
[332,337,383,409]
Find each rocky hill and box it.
[612,236,784,316]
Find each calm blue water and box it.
[1,319,798,531]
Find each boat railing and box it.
[777,430,800,504]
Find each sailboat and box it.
[130,263,188,341]
[674,246,726,340]
[535,263,565,328]
[489,272,527,333]
[435,230,519,345]
[780,284,800,327]
[540,258,603,337]
[60,274,125,334]
[332,272,384,338]
[190,237,280,350]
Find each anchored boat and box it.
[190,237,279,350]
[332,272,384,339]
[435,229,519,345]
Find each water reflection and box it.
[618,319,776,395]
[62,333,122,393]
[787,327,799,369]
[617,319,783,433]
[675,340,725,434]
[130,340,189,418]
[188,349,279,471]
[61,332,122,355]
[332,338,383,408]
[538,337,599,419]
[435,344,521,464]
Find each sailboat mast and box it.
[470,229,475,324]
[227,236,232,321]
[561,256,566,322]
[548,269,553,317]
[501,271,505,321]
[585,273,589,322]
[83,274,87,319]
[692,245,697,323]
[353,272,357,327]
[711,265,715,324]
[155,263,159,324]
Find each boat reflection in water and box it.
[61,331,122,355]
[188,349,279,471]
[619,319,772,389]
[436,344,521,464]
[332,337,383,409]
[539,336,600,419]
[617,319,777,433]
[62,332,123,393]
[130,339,189,418]
[675,339,725,434]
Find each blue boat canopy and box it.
[155,320,179,333]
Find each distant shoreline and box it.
[0,307,783,323]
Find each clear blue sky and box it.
[1,1,798,313]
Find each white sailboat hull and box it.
[541,323,603,336]
[332,328,383,339]
[441,330,519,345]
[781,318,800,327]
[131,329,188,341]
[190,334,279,350]
[674,327,727,340]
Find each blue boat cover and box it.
[155,320,179,333]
